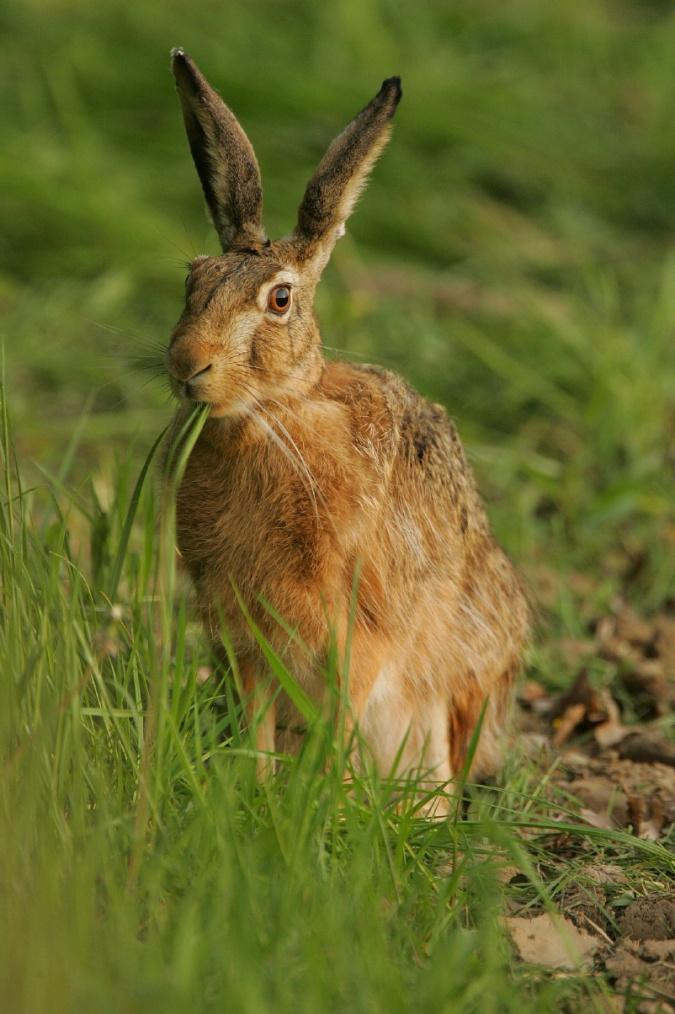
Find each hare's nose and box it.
[184,362,212,397]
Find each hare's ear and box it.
[292,77,401,274]
[171,48,265,250]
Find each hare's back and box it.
[322,361,483,523]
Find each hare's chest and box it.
[175,438,328,595]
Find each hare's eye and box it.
[267,285,292,315]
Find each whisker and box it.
[233,384,322,506]
[321,343,380,363]
[258,405,321,498]
[244,394,344,541]
[220,363,348,461]
[85,318,166,349]
[245,400,322,527]
[129,353,166,375]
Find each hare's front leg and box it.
[345,634,452,813]
[335,629,397,771]
[241,661,276,781]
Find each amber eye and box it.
[267,285,292,315]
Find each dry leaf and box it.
[618,734,675,769]
[639,795,665,841]
[593,692,626,748]
[580,807,615,831]
[560,748,592,767]
[595,602,675,718]
[627,793,645,835]
[552,702,587,747]
[569,776,628,827]
[504,912,600,969]
[549,670,593,719]
[583,863,629,887]
[519,680,553,714]
[594,720,627,748]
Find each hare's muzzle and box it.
[182,363,213,399]
[167,353,213,400]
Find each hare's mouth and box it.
[167,362,214,403]
[173,381,255,420]
[182,363,213,400]
[167,361,260,418]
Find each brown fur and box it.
[164,52,529,796]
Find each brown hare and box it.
[165,48,528,800]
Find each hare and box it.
[164,48,528,798]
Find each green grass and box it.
[2,0,675,1010]
[6,411,669,1014]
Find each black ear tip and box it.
[380,76,402,105]
[170,47,193,77]
[171,48,203,92]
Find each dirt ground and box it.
[508,599,675,1009]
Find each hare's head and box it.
[166,49,401,417]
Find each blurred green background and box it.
[3,0,675,605]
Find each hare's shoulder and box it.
[321,360,469,482]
